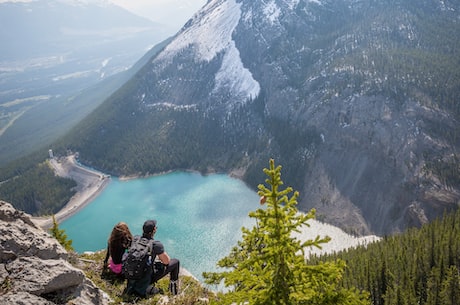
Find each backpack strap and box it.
[147,239,155,257]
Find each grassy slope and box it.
[76,250,216,304]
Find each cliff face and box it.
[0,201,110,305]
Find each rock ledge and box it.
[0,201,110,305]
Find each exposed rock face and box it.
[0,201,110,305]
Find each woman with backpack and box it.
[103,221,133,277]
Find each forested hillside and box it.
[0,155,76,216]
[312,209,460,304]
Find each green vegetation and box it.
[204,159,369,305]
[424,155,460,189]
[49,215,74,252]
[54,101,257,176]
[71,159,459,304]
[0,158,76,216]
[311,209,460,305]
[78,250,214,305]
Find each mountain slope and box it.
[0,36,172,165]
[0,0,170,164]
[58,0,460,235]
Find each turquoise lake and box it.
[61,171,259,283]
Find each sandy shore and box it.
[32,155,111,229]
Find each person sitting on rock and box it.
[125,219,180,297]
[103,221,133,277]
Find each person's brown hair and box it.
[108,222,133,252]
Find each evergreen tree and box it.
[440,266,460,305]
[204,159,369,305]
[49,215,74,252]
[311,209,460,305]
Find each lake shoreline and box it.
[33,155,380,260]
[32,155,110,229]
[32,155,248,230]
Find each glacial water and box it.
[61,171,260,283]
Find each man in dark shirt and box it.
[125,219,180,297]
[144,219,180,295]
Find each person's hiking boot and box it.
[146,285,161,296]
[169,280,179,295]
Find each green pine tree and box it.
[440,265,460,305]
[49,215,74,252]
[204,159,370,305]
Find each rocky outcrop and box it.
[0,201,110,305]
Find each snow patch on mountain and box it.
[157,0,260,101]
[146,102,198,111]
[308,0,323,5]
[294,218,381,258]
[158,0,240,62]
[263,0,281,24]
[212,40,260,101]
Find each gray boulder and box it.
[0,201,110,305]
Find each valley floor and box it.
[32,155,110,229]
